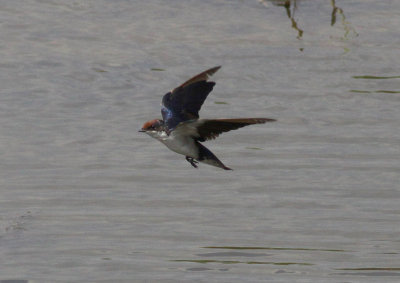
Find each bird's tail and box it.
[196,142,232,170]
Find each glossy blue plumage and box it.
[161,81,215,131]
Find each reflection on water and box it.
[337,268,400,271]
[203,246,349,252]
[176,247,400,276]
[173,259,312,266]
[351,75,400,94]
[351,90,400,94]
[335,272,400,277]
[262,0,358,40]
[173,245,348,269]
[353,75,400,79]
[335,267,400,277]
[265,0,303,39]
[331,0,358,39]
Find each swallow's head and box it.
[139,119,163,133]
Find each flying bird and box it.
[139,66,276,170]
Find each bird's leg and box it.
[185,156,199,168]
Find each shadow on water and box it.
[260,0,357,41]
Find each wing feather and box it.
[175,66,221,91]
[194,118,276,141]
[161,66,221,130]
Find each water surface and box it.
[0,0,399,282]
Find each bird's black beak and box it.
[138,129,146,133]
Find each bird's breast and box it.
[159,132,199,158]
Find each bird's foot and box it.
[185,156,199,168]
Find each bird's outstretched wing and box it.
[192,118,276,142]
[161,66,221,131]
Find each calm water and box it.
[1,0,399,282]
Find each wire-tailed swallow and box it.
[139,66,276,170]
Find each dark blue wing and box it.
[161,66,220,131]
[162,81,215,130]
